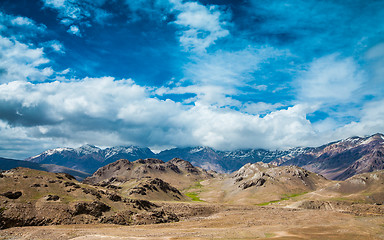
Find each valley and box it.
[1,134,384,239]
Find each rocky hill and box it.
[0,157,90,180]
[272,133,384,180]
[0,167,178,229]
[83,158,215,190]
[119,177,189,202]
[199,162,328,204]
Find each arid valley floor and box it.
[2,135,384,239]
[1,200,384,239]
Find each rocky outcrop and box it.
[232,162,325,192]
[83,158,214,190]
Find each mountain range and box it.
[0,157,89,180]
[23,133,384,180]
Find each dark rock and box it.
[46,195,60,201]
[81,188,102,199]
[240,178,266,190]
[107,192,122,202]
[1,191,22,199]
[64,182,79,188]
[72,201,111,217]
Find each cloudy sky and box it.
[0,0,384,159]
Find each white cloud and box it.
[41,0,230,51]
[44,40,65,53]
[0,72,381,159]
[0,11,47,36]
[157,46,284,106]
[0,76,322,158]
[311,98,384,143]
[67,25,81,36]
[41,0,110,33]
[242,102,284,115]
[0,36,52,83]
[11,16,34,26]
[297,54,365,104]
[173,1,229,53]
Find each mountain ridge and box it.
[0,157,90,180]
[24,133,384,180]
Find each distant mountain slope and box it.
[156,146,307,172]
[24,133,384,180]
[24,145,308,174]
[26,145,155,173]
[272,133,384,180]
[0,157,89,180]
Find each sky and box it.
[0,0,384,159]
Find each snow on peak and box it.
[104,146,136,159]
[28,147,74,159]
[189,146,213,154]
[76,144,101,154]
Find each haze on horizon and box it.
[0,0,383,159]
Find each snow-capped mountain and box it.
[271,133,384,180]
[155,146,308,173]
[25,133,384,179]
[26,145,155,173]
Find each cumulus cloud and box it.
[0,75,324,159]
[0,36,53,83]
[0,11,47,39]
[311,98,384,144]
[42,40,65,53]
[67,25,81,36]
[123,0,231,52]
[173,1,230,53]
[242,102,284,115]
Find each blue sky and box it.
[0,0,383,159]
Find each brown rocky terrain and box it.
[83,158,215,189]
[117,177,190,202]
[1,204,383,239]
[0,168,179,229]
[198,162,329,204]
[1,159,384,239]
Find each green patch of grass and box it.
[185,192,204,202]
[285,192,308,198]
[264,233,275,238]
[0,207,6,213]
[183,180,205,202]
[329,197,366,203]
[184,180,203,191]
[257,192,308,206]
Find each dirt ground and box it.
[1,204,384,240]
